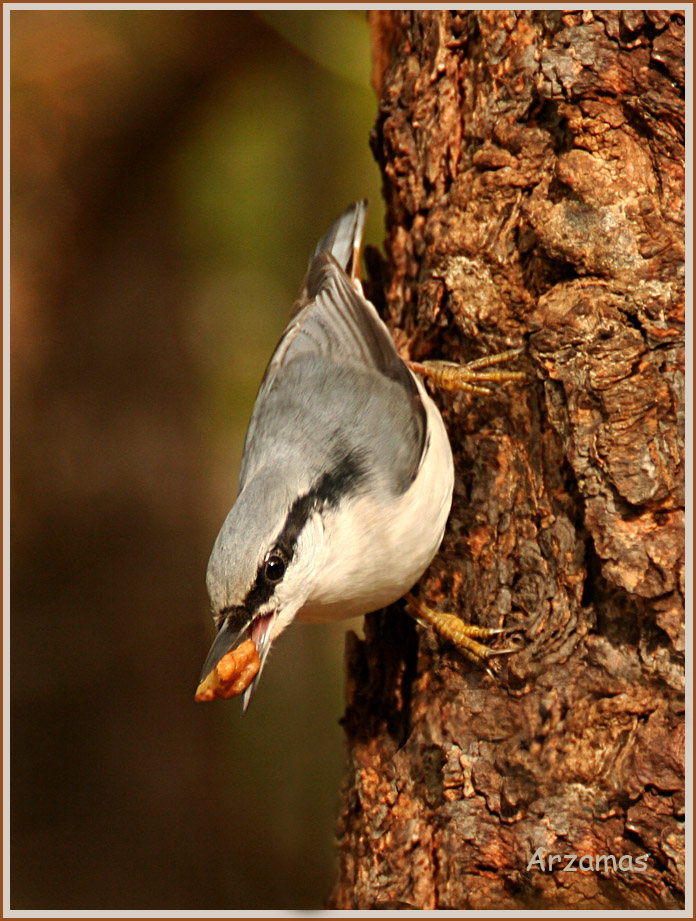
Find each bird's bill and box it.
[241,612,276,712]
[196,610,277,711]
[198,617,248,685]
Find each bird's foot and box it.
[407,347,527,395]
[404,592,520,679]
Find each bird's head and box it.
[200,470,325,710]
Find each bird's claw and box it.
[407,347,527,395]
[404,592,522,674]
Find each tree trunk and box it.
[329,10,684,911]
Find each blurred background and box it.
[10,10,383,909]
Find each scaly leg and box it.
[404,592,518,678]
[408,347,527,395]
[404,350,525,672]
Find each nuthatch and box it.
[197,201,524,708]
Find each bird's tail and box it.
[308,199,368,287]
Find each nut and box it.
[194,639,260,702]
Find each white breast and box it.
[297,376,454,623]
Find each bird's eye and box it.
[264,553,286,583]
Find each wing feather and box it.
[239,203,427,494]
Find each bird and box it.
[197,200,524,709]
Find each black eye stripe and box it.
[278,448,367,549]
[238,449,367,616]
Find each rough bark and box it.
[330,10,684,911]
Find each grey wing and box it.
[262,254,409,385]
[239,255,427,492]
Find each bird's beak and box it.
[241,612,276,713]
[197,610,277,712]
[198,616,247,685]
